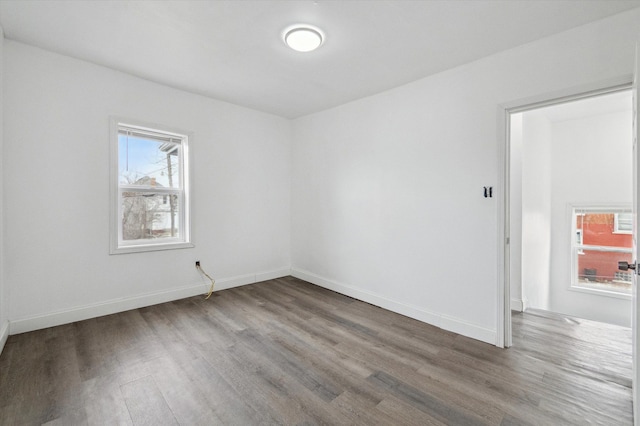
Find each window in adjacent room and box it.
[572,207,632,296]
[110,119,193,254]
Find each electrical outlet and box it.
[195,261,200,267]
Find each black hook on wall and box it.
[484,186,493,198]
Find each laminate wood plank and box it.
[81,355,169,426]
[247,291,343,347]
[237,327,343,402]
[197,338,322,424]
[74,316,128,381]
[277,292,380,339]
[0,393,62,425]
[0,276,632,425]
[415,350,562,424]
[0,331,49,408]
[263,328,387,417]
[426,352,542,402]
[375,396,447,425]
[330,319,433,376]
[329,390,399,425]
[379,356,508,424]
[146,299,235,351]
[136,304,255,424]
[0,324,83,410]
[367,370,496,425]
[120,375,178,426]
[127,354,222,425]
[331,335,507,423]
[168,349,261,425]
[82,379,134,426]
[434,345,546,384]
[537,370,632,424]
[41,406,87,426]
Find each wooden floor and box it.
[0,276,632,425]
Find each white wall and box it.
[549,110,632,326]
[521,112,552,312]
[291,9,640,344]
[3,41,291,333]
[3,8,640,345]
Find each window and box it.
[572,207,632,296]
[614,212,633,234]
[110,119,192,254]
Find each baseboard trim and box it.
[0,320,9,356]
[439,314,496,344]
[291,268,496,345]
[9,267,291,335]
[10,283,207,335]
[510,298,524,312]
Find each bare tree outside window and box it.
[121,188,179,241]
[120,155,180,241]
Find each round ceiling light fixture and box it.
[283,25,324,52]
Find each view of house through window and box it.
[573,207,632,295]
[111,120,192,254]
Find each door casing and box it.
[497,76,633,349]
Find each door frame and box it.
[497,76,633,348]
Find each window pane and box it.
[573,208,633,295]
[121,192,180,241]
[577,249,632,293]
[118,133,180,188]
[576,212,632,248]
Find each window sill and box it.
[110,241,194,255]
[569,284,632,300]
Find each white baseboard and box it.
[9,267,291,335]
[0,320,9,356]
[291,268,496,345]
[214,267,291,290]
[439,314,496,344]
[510,298,524,312]
[10,283,206,335]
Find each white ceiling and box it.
[1,0,639,118]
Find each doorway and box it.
[509,89,633,328]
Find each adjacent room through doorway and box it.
[509,89,633,327]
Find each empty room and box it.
[1,1,640,424]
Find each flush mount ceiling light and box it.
[283,25,324,52]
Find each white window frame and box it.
[570,205,632,299]
[110,117,194,254]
